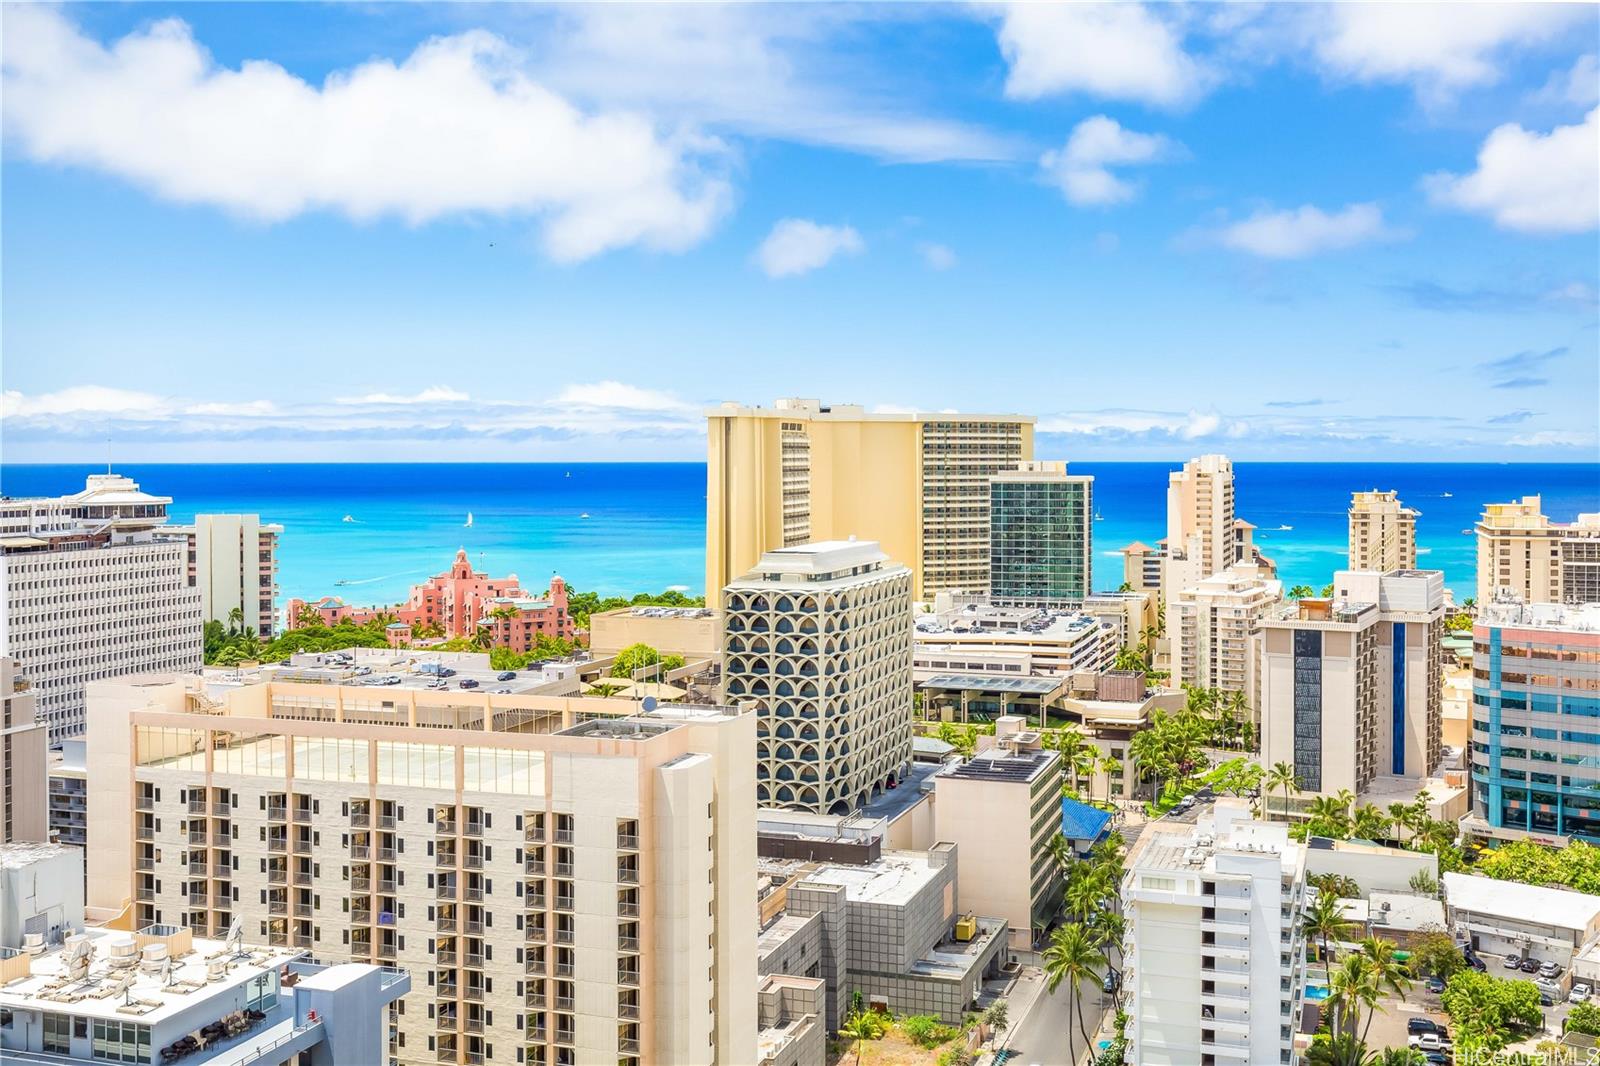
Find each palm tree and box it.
[1112,646,1145,674]
[1327,953,1380,1041]
[1305,1033,1369,1066]
[1088,910,1126,978]
[838,1011,879,1066]
[1042,923,1107,1053]
[1351,804,1392,842]
[1048,833,1075,879]
[1355,936,1412,1044]
[1266,762,1299,822]
[1289,584,1315,599]
[1302,889,1350,963]
[1370,1048,1427,1065]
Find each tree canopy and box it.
[1440,970,1541,1055]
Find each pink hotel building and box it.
[288,549,574,651]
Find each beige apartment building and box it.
[705,398,1034,602]
[1,657,47,844]
[1349,490,1418,572]
[83,671,758,1066]
[723,540,914,815]
[931,724,1063,950]
[1163,454,1237,599]
[1258,570,1444,800]
[1477,496,1600,606]
[1171,565,1282,709]
[162,514,283,637]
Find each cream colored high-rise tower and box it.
[1162,454,1238,600]
[1476,496,1600,606]
[84,671,758,1066]
[1348,490,1418,572]
[705,398,1033,602]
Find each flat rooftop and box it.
[0,929,299,1026]
[1444,872,1600,931]
[919,672,1062,695]
[942,748,1055,784]
[0,840,79,870]
[803,851,942,907]
[860,760,942,822]
[918,604,1105,640]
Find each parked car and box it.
[1520,958,1541,974]
[1465,951,1487,972]
[1101,972,1118,993]
[1541,991,1556,1007]
[1505,954,1524,970]
[1426,977,1446,995]
[1408,1033,1448,1052]
[496,671,517,681]
[459,678,479,689]
[1570,982,1591,1004]
[382,675,402,685]
[1424,1054,1449,1066]
[354,666,372,676]
[1540,961,1562,979]
[1408,1019,1441,1036]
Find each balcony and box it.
[349,808,370,828]
[377,943,397,961]
[617,865,639,885]
[292,805,314,823]
[463,919,485,936]
[463,953,485,970]
[554,928,574,945]
[525,955,546,975]
[527,1025,548,1042]
[267,898,288,915]
[525,858,547,876]
[436,948,458,966]
[437,912,459,933]
[135,884,156,902]
[554,828,574,844]
[616,833,638,851]
[189,829,211,846]
[525,989,547,1009]
[267,867,288,886]
[462,853,484,871]
[463,820,485,839]
[187,797,208,815]
[188,859,209,876]
[525,823,545,843]
[553,862,574,878]
[293,870,312,887]
[618,1003,640,1021]
[350,876,371,892]
[376,847,397,863]
[352,907,374,925]
[212,800,231,816]
[617,900,639,918]
[436,982,459,1000]
[554,996,574,1013]
[463,1018,484,1034]
[462,986,485,1003]
[619,1038,640,1055]
[616,966,640,987]
[436,851,459,869]
[554,1027,575,1047]
[526,891,548,910]
[436,883,459,900]
[554,895,575,913]
[554,962,574,978]
[618,935,639,953]
[463,886,484,902]
[377,813,397,829]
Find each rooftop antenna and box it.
[113,969,136,1005]
[159,955,173,987]
[223,917,246,959]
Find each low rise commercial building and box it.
[932,725,1064,950]
[588,605,721,659]
[83,667,759,1066]
[1466,600,1600,845]
[1123,799,1308,1066]
[1443,872,1600,969]
[1259,570,1444,801]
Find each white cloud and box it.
[1201,203,1398,259]
[995,3,1208,108]
[1040,115,1181,206]
[336,387,470,406]
[553,381,690,411]
[1311,4,1591,103]
[537,5,1017,164]
[917,242,957,271]
[1531,54,1600,108]
[183,400,278,417]
[0,7,731,262]
[1425,108,1599,235]
[1036,408,1241,439]
[1507,430,1598,448]
[755,219,864,278]
[1,385,170,419]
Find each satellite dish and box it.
[159,956,173,986]
[641,696,658,713]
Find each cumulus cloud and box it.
[1425,108,1599,234]
[1311,4,1590,102]
[995,3,1208,108]
[1040,115,1181,206]
[1,385,170,419]
[336,387,470,406]
[755,219,864,278]
[0,7,731,262]
[553,381,691,411]
[1198,203,1398,259]
[916,242,957,271]
[1036,408,1244,439]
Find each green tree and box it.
[1308,872,1362,899]
[1321,583,1336,597]
[1305,1034,1368,1066]
[1408,870,1439,896]
[1327,953,1380,1041]
[1440,970,1541,1055]
[1350,804,1392,842]
[838,1010,884,1066]
[1303,889,1351,963]
[1042,923,1107,1053]
[1267,761,1300,822]
[610,642,665,679]
[1355,937,1412,1043]
[1408,930,1465,980]
[1289,585,1315,599]
[1566,1000,1600,1036]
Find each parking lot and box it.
[1364,976,1578,1060]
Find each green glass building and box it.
[988,462,1093,603]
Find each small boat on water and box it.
[1276,524,1293,531]
[580,513,591,520]
[1093,512,1104,521]
[342,514,357,523]
[464,512,474,528]
[334,580,350,586]
[1441,492,1454,498]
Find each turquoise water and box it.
[1305,984,1331,1001]
[1,462,1594,605]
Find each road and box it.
[1002,967,1111,1066]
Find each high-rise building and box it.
[1348,490,1418,573]
[85,670,758,1066]
[1122,799,1308,1066]
[988,461,1093,604]
[161,514,283,637]
[1467,601,1600,845]
[1476,496,1600,606]
[1172,565,1282,706]
[705,398,1034,602]
[1258,570,1444,799]
[1,657,47,844]
[0,473,202,742]
[722,539,914,815]
[1164,454,1237,596]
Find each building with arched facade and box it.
[722,540,914,816]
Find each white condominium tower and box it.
[1476,496,1600,607]
[84,671,758,1066]
[1172,566,1283,707]
[705,398,1034,602]
[162,514,283,637]
[1348,490,1418,573]
[1123,799,1308,1066]
[722,539,914,815]
[0,473,201,741]
[1164,454,1238,597]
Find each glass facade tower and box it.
[988,463,1093,604]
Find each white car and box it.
[1408,1033,1447,1051]
[1570,983,1591,1004]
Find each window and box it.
[91,1019,150,1062]
[44,1012,72,1054]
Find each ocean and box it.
[2,462,1596,607]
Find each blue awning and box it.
[1060,797,1113,849]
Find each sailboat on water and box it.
[464,512,474,528]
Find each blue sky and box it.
[2,2,1597,463]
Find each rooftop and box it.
[1478,601,1600,634]
[1369,891,1447,933]
[942,748,1056,784]
[1444,872,1600,931]
[0,927,299,1026]
[740,538,896,581]
[0,840,79,871]
[803,850,944,907]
